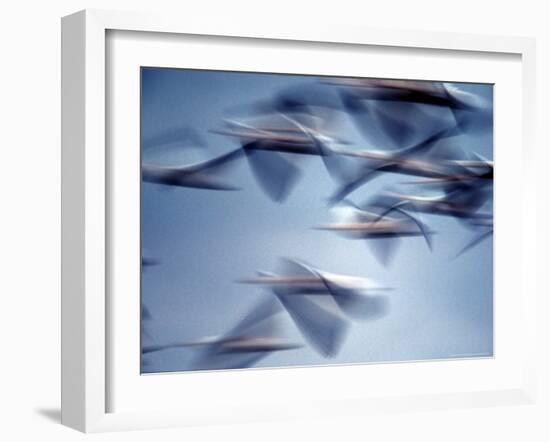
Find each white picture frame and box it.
[61,9,538,433]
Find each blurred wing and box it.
[143,148,243,189]
[378,206,433,251]
[190,298,283,370]
[328,165,387,205]
[368,236,402,267]
[188,148,244,174]
[320,145,365,185]
[319,276,390,321]
[245,147,301,202]
[142,125,206,150]
[371,101,418,147]
[340,91,393,148]
[447,185,492,212]
[452,105,492,134]
[277,257,317,278]
[272,258,321,296]
[327,127,454,195]
[141,342,192,355]
[276,293,348,358]
[273,82,344,113]
[454,228,493,258]
[226,297,283,340]
[394,124,459,159]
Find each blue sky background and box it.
[140,67,493,374]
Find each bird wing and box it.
[244,145,301,202]
[454,228,493,258]
[186,147,245,174]
[275,293,348,358]
[321,275,390,321]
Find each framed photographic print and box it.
[61,9,538,432]
[139,67,494,374]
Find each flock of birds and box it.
[141,77,494,372]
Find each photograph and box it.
[140,67,494,374]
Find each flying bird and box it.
[326,79,466,150]
[371,182,492,223]
[213,116,344,202]
[142,148,244,190]
[239,258,390,357]
[324,124,475,204]
[316,201,433,265]
[142,297,301,371]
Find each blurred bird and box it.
[316,201,433,265]
[142,297,301,371]
[225,82,345,132]
[326,78,483,109]
[327,78,490,146]
[142,148,244,190]
[325,127,463,203]
[239,258,391,357]
[213,115,345,202]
